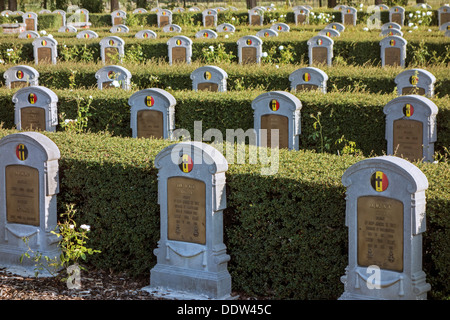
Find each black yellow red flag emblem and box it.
[403,103,414,117]
[16,70,24,79]
[28,93,37,104]
[269,99,280,111]
[371,171,389,192]
[303,72,311,82]
[409,75,419,85]
[179,154,193,173]
[145,96,155,107]
[204,71,212,80]
[16,144,28,161]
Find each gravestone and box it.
[162,24,182,33]
[202,9,218,28]
[190,66,228,92]
[157,9,172,28]
[380,36,407,67]
[195,29,218,39]
[110,24,129,33]
[1,10,13,16]
[439,22,450,31]
[53,9,66,27]
[58,25,77,33]
[1,22,25,34]
[4,65,39,89]
[289,67,328,93]
[339,156,431,300]
[99,36,125,64]
[0,132,61,277]
[18,30,39,39]
[133,8,147,14]
[95,65,132,90]
[248,8,263,26]
[167,36,192,65]
[135,29,157,39]
[22,12,37,31]
[438,5,450,26]
[395,69,436,97]
[216,23,235,33]
[12,86,58,132]
[252,91,302,150]
[375,4,389,11]
[380,28,403,37]
[256,28,278,38]
[32,37,58,65]
[318,28,340,38]
[445,30,450,37]
[143,142,234,300]
[307,35,334,66]
[326,22,345,33]
[129,88,175,139]
[381,22,401,31]
[270,22,290,32]
[294,7,310,25]
[389,6,405,26]
[237,35,262,64]
[76,30,99,39]
[39,9,51,14]
[383,95,438,162]
[111,10,126,26]
[174,7,185,13]
[68,8,91,29]
[342,7,357,26]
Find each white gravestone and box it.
[4,65,39,89]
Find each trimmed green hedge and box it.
[0,88,449,157]
[0,128,447,299]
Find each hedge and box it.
[0,87,449,158]
[0,128,447,299]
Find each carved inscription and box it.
[113,17,123,25]
[297,14,306,24]
[296,84,319,91]
[393,119,423,162]
[391,13,402,25]
[260,114,289,149]
[197,82,219,92]
[167,177,206,244]
[385,47,401,66]
[312,47,328,65]
[37,47,52,63]
[6,165,40,226]
[242,47,257,64]
[344,14,354,25]
[21,107,45,131]
[25,18,35,31]
[137,110,164,139]
[357,196,403,272]
[172,47,186,63]
[104,47,119,64]
[402,87,426,95]
[160,16,169,27]
[11,81,29,89]
[251,15,261,26]
[205,16,214,27]
[441,13,450,25]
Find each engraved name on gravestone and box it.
[307,35,333,66]
[191,65,228,92]
[167,36,192,65]
[12,86,58,132]
[342,7,357,26]
[249,8,263,26]
[202,9,218,27]
[99,36,125,64]
[252,91,302,150]
[237,35,262,64]
[144,142,234,300]
[339,156,431,300]
[395,69,436,97]
[157,9,172,28]
[289,67,328,93]
[111,10,126,26]
[383,95,438,162]
[32,36,58,65]
[4,65,39,89]
[294,7,310,25]
[380,36,407,67]
[95,65,132,90]
[0,132,61,276]
[22,12,37,31]
[129,88,176,139]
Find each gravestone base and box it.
[145,265,236,300]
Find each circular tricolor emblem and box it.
[277,25,282,31]
[409,75,419,85]
[390,39,396,46]
[145,96,155,107]
[395,8,399,12]
[162,10,166,15]
[204,71,212,80]
[144,32,148,38]
[109,39,115,46]
[264,32,269,37]
[176,39,182,46]
[84,33,90,38]
[269,99,280,111]
[403,103,414,117]
[28,93,37,104]
[224,26,228,31]
[246,39,252,45]
[303,72,311,82]
[332,25,337,29]
[203,32,209,38]
[16,70,24,79]
[27,33,32,39]
[317,38,323,45]
[179,154,193,173]
[107,70,116,79]
[371,171,389,192]
[41,40,47,46]
[16,144,28,161]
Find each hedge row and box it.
[0,128,447,299]
[1,62,449,96]
[0,87,449,157]
[0,9,441,30]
